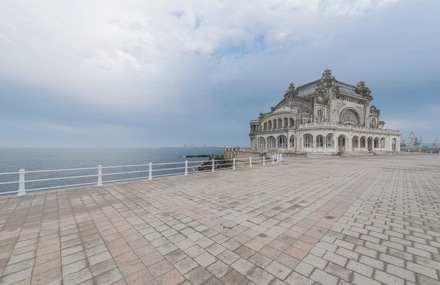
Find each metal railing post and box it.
[17,169,26,196]
[263,156,266,166]
[148,162,152,180]
[97,165,103,186]
[233,158,236,170]
[249,157,252,168]
[212,159,215,172]
[185,160,188,175]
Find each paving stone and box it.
[406,261,438,279]
[221,269,252,285]
[352,272,381,285]
[310,268,339,285]
[1,155,440,285]
[284,271,314,285]
[185,266,213,285]
[174,257,198,275]
[324,262,352,281]
[374,270,405,285]
[265,261,292,280]
[207,260,230,279]
[194,252,217,267]
[246,267,275,285]
[249,253,273,268]
[346,260,374,278]
[231,258,256,275]
[217,250,240,265]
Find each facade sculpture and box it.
[249,70,401,154]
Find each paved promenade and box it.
[0,154,439,285]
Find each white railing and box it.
[0,154,282,196]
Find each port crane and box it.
[409,131,420,147]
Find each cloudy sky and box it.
[1,0,439,147]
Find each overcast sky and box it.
[1,0,439,147]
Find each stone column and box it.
[348,135,352,153]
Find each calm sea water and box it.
[0,147,224,193]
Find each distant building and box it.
[249,70,401,154]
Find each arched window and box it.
[250,138,256,148]
[392,138,397,151]
[267,136,276,148]
[268,121,272,130]
[264,122,267,131]
[381,137,386,149]
[278,118,282,129]
[316,135,324,148]
[326,134,334,149]
[273,119,277,129]
[304,134,313,148]
[278,135,287,148]
[257,137,266,148]
[284,118,288,128]
[290,118,294,127]
[374,137,379,148]
[317,109,325,122]
[352,136,359,149]
[340,108,360,126]
[290,135,295,148]
[370,117,377,129]
[360,136,366,148]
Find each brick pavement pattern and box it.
[0,154,439,284]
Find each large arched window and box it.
[290,135,295,148]
[278,118,282,129]
[278,135,287,148]
[284,118,288,128]
[304,134,313,148]
[326,134,334,149]
[316,135,324,148]
[340,108,360,126]
[267,136,276,148]
[258,137,266,148]
[290,118,295,127]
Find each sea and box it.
[0,147,225,194]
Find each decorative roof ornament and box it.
[356,81,373,99]
[319,69,336,88]
[284,83,297,99]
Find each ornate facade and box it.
[249,70,401,154]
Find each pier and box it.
[0,154,439,284]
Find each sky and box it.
[1,0,439,147]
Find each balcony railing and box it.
[250,122,400,135]
[0,155,282,196]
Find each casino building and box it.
[249,70,401,154]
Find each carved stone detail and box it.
[319,69,336,88]
[356,81,373,100]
